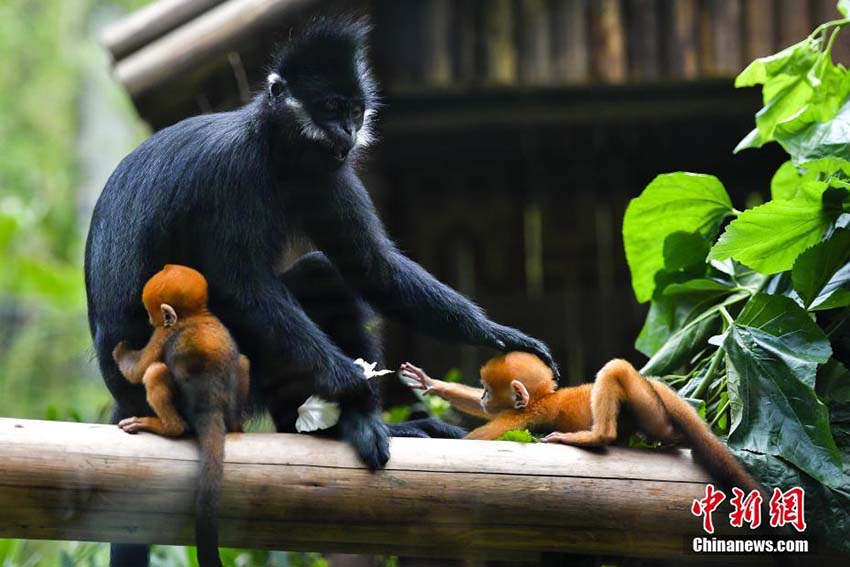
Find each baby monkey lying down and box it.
[401,352,761,494]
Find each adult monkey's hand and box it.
[487,323,559,380]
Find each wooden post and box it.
[590,0,627,83]
[549,0,589,85]
[666,0,699,79]
[743,0,776,62]
[516,0,552,85]
[627,0,660,81]
[0,417,767,560]
[476,0,517,85]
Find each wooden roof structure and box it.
[102,0,850,131]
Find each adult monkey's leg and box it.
[280,252,465,440]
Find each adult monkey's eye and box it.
[323,99,338,113]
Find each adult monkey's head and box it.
[265,16,378,167]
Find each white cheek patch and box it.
[286,96,329,143]
[355,108,377,148]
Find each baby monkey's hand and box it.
[400,362,436,394]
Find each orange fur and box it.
[403,353,761,494]
[112,264,250,567]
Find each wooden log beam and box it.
[111,0,318,98]
[100,0,226,61]
[0,417,762,560]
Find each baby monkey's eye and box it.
[322,99,339,113]
[351,105,364,120]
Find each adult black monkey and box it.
[86,16,555,566]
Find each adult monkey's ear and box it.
[267,72,288,98]
[161,304,178,327]
[511,380,530,409]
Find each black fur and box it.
[86,17,552,566]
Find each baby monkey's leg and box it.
[543,359,673,447]
[119,362,187,437]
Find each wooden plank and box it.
[476,0,517,84]
[516,0,552,85]
[0,417,761,560]
[590,0,627,83]
[707,0,743,76]
[100,0,225,61]
[112,0,319,98]
[627,0,660,81]
[778,0,812,48]
[549,0,589,84]
[666,0,699,79]
[743,0,776,62]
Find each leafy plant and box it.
[496,429,537,443]
[622,3,850,551]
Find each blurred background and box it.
[1,0,847,565]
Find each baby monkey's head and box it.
[479,352,556,414]
[142,264,209,327]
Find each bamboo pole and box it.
[0,417,781,560]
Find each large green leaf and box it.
[735,39,821,147]
[725,326,842,483]
[770,160,801,200]
[780,98,850,164]
[708,181,839,274]
[733,450,850,551]
[640,313,719,376]
[792,229,850,308]
[817,359,850,424]
[736,294,832,376]
[624,174,733,302]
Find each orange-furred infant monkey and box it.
[401,353,761,494]
[112,264,250,567]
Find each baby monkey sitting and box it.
[112,264,249,567]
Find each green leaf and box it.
[735,39,818,89]
[839,0,850,18]
[732,450,850,552]
[624,173,733,302]
[780,98,850,164]
[725,325,842,485]
[792,229,850,307]
[640,313,719,376]
[736,294,832,375]
[497,429,536,443]
[817,359,850,424]
[662,279,735,296]
[810,263,850,310]
[770,160,801,200]
[708,183,840,274]
[662,231,711,272]
[636,282,734,357]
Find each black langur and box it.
[85,16,554,566]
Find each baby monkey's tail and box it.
[651,380,764,497]
[194,409,226,567]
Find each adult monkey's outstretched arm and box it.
[301,169,557,377]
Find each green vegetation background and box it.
[0,1,330,565]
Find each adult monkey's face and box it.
[266,16,378,167]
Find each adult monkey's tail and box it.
[651,380,764,496]
[194,409,226,567]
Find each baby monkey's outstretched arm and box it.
[400,362,488,419]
